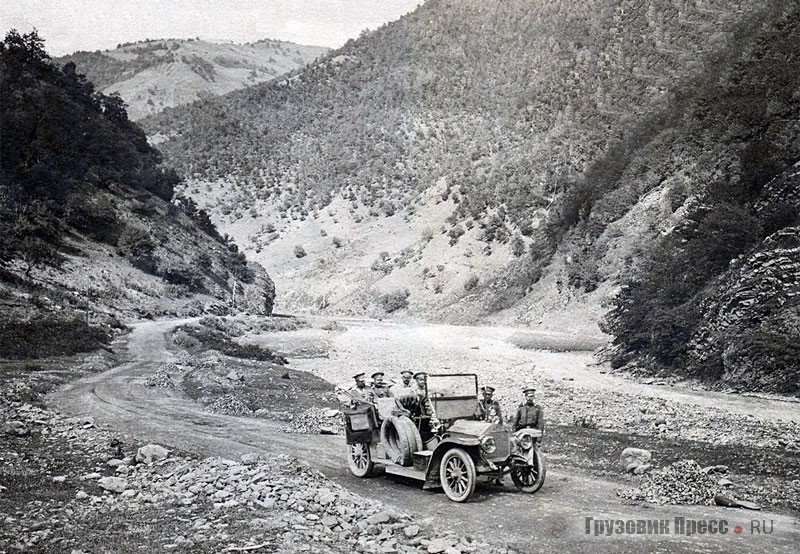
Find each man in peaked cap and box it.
[399,370,414,387]
[411,371,427,395]
[389,369,415,397]
[512,387,544,436]
[370,371,391,399]
[411,371,440,434]
[475,385,503,424]
[347,372,373,405]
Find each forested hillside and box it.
[57,38,328,120]
[142,0,799,393]
[0,30,274,358]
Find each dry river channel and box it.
[50,317,800,553]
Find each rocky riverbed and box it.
[1,390,509,553]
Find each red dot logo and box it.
[734,526,743,535]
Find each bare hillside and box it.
[58,38,328,120]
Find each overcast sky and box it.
[1,1,422,55]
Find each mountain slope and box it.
[57,38,328,120]
[141,1,799,392]
[0,30,275,357]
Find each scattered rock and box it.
[428,537,458,553]
[225,369,242,381]
[620,447,652,473]
[3,420,29,436]
[366,511,391,525]
[136,444,169,464]
[619,459,722,505]
[98,476,128,493]
[404,525,420,538]
[701,464,728,474]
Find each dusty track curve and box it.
[49,319,800,553]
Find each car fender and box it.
[423,438,481,490]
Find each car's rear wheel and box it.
[510,449,546,493]
[440,448,476,502]
[347,442,374,477]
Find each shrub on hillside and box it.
[379,289,410,313]
[293,245,307,258]
[370,251,394,274]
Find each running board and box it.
[383,463,426,481]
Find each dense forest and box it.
[141,1,799,393]
[0,30,274,357]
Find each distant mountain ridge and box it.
[141,1,799,393]
[57,38,328,119]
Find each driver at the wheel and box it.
[412,372,440,432]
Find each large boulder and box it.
[98,476,128,493]
[620,447,652,473]
[3,420,29,436]
[136,444,169,464]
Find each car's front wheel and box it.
[439,448,476,502]
[510,449,546,493]
[347,442,374,477]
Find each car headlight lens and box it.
[480,436,497,454]
[518,433,533,450]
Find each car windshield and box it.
[426,374,478,399]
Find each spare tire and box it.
[380,415,422,466]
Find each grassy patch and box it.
[173,320,287,363]
[508,331,606,352]
[0,316,117,359]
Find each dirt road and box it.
[50,318,800,553]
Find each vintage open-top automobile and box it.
[341,373,546,502]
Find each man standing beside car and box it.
[512,388,544,438]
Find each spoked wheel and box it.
[510,449,546,493]
[439,448,476,502]
[347,443,374,477]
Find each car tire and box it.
[380,415,422,466]
[439,448,476,502]
[510,448,546,493]
[347,442,374,477]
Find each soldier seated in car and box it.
[475,385,503,424]
[370,371,392,399]
[346,372,374,407]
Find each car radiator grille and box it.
[488,430,510,461]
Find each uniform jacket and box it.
[512,403,544,432]
[371,384,392,399]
